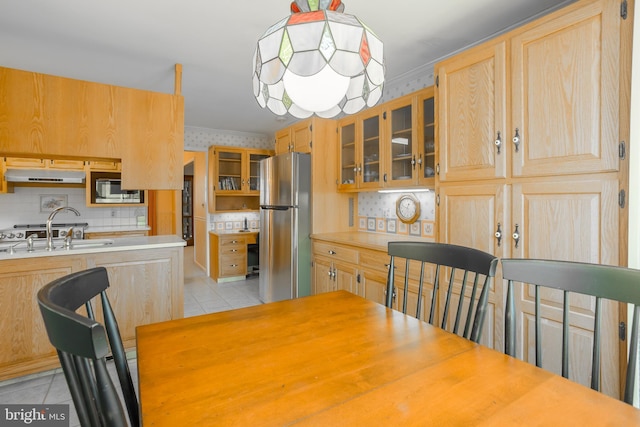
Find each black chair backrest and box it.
[386,241,498,343]
[502,258,640,405]
[37,267,139,426]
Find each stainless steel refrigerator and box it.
[259,152,311,303]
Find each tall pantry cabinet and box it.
[435,0,631,399]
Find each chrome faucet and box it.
[46,206,80,251]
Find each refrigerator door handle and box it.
[261,205,291,211]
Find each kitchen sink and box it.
[0,238,114,254]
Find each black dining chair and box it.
[37,267,139,427]
[386,241,499,343]
[502,258,640,405]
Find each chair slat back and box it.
[38,267,139,426]
[386,242,498,343]
[502,258,640,405]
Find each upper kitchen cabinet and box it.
[510,0,620,177]
[0,67,126,159]
[274,118,316,155]
[208,146,272,213]
[436,39,508,182]
[437,0,620,182]
[337,106,384,191]
[0,66,185,190]
[337,87,435,192]
[120,87,184,190]
[417,87,437,186]
[385,95,417,187]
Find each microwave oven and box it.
[91,172,144,204]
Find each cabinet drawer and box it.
[313,242,358,264]
[220,255,246,276]
[48,159,85,170]
[359,249,390,273]
[219,236,245,247]
[221,245,245,256]
[88,160,121,171]
[5,157,45,168]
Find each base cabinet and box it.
[0,246,183,382]
[209,232,257,282]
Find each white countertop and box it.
[0,235,185,260]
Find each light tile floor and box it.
[0,245,261,426]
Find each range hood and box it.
[5,168,86,184]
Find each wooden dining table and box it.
[136,290,640,426]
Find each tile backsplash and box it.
[358,191,436,240]
[210,211,260,232]
[0,187,147,231]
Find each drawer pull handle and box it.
[231,240,238,244]
[231,249,237,252]
[328,250,336,255]
[230,264,238,267]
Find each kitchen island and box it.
[0,235,185,381]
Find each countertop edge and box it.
[0,235,186,261]
[311,231,431,252]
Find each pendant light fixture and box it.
[252,0,384,119]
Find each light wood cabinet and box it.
[437,40,508,182]
[337,88,435,191]
[337,107,384,191]
[435,0,629,398]
[274,119,314,155]
[209,232,257,282]
[311,237,439,323]
[121,88,184,190]
[208,146,272,213]
[0,66,184,190]
[0,245,183,381]
[86,160,121,171]
[275,127,292,155]
[311,241,361,296]
[5,157,85,170]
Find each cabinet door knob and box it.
[495,131,502,154]
[495,223,502,247]
[512,128,521,152]
[512,224,520,248]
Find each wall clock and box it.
[396,194,420,224]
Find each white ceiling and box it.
[0,0,574,136]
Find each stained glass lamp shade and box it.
[253,0,384,118]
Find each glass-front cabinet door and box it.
[216,148,243,193]
[418,87,436,186]
[360,106,384,189]
[338,117,357,191]
[385,96,416,187]
[248,151,270,194]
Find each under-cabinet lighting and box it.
[378,188,430,193]
[391,137,409,145]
